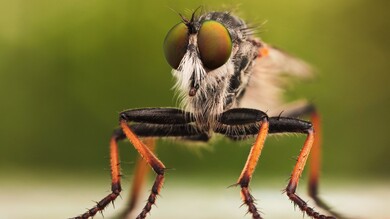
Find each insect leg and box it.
[72,108,202,219]
[122,138,156,218]
[269,117,336,219]
[115,122,208,218]
[217,108,269,219]
[274,103,322,197]
[72,131,123,219]
[121,133,209,218]
[281,103,341,217]
[118,108,195,219]
[216,110,337,219]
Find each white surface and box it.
[1,177,389,219]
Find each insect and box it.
[73,9,341,219]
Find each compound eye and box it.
[198,20,232,70]
[163,22,189,69]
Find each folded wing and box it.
[238,44,314,116]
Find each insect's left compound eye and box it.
[198,20,232,70]
[163,23,189,69]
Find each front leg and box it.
[72,132,123,219]
[217,108,269,219]
[119,119,165,219]
[72,108,203,219]
[118,108,195,219]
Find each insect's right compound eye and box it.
[163,23,189,69]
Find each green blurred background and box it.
[1,0,389,218]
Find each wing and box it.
[238,43,314,116]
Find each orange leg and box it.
[308,112,322,203]
[308,112,343,218]
[120,120,165,219]
[216,108,333,219]
[73,135,123,219]
[278,103,341,217]
[285,128,335,219]
[237,118,269,219]
[122,138,156,218]
[71,108,206,219]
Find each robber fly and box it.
[73,10,342,219]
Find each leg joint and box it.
[119,112,129,122]
[111,182,122,194]
[307,125,314,134]
[151,163,165,175]
[238,174,250,188]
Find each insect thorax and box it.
[171,11,260,129]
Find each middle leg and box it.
[217,108,269,219]
[118,108,202,219]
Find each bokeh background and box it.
[1,0,389,218]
